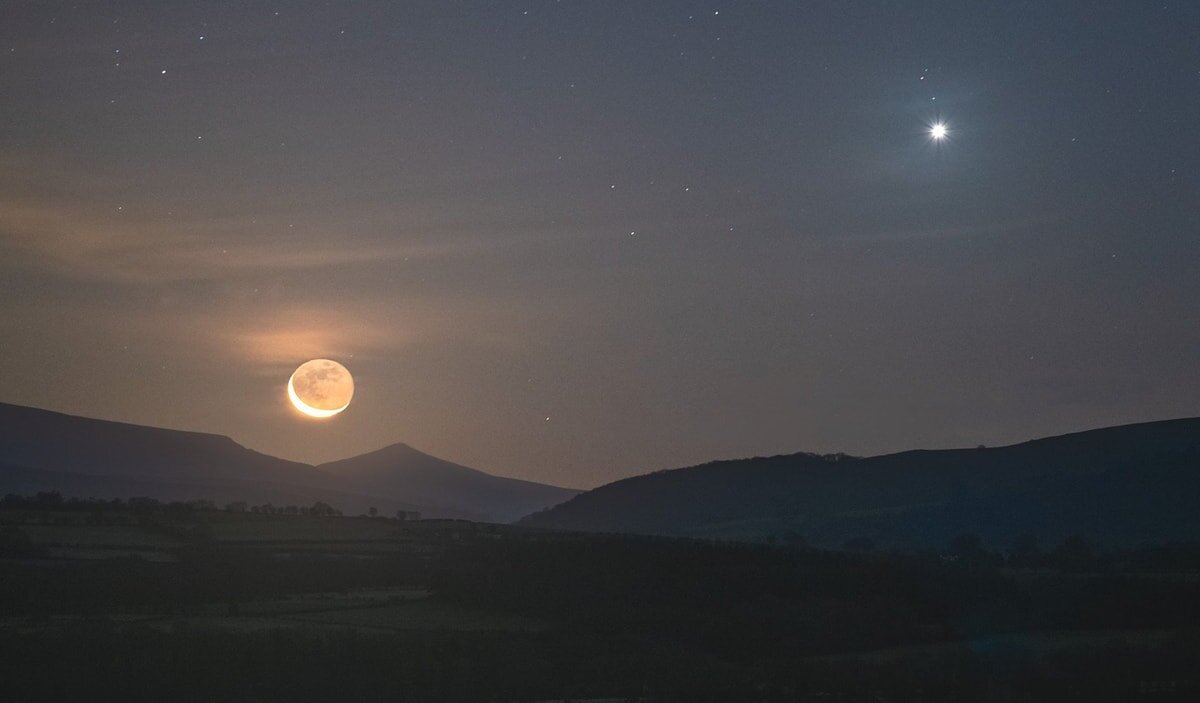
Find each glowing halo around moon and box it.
[287,359,354,419]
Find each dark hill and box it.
[0,402,575,521]
[317,443,579,522]
[521,418,1200,550]
[0,401,320,484]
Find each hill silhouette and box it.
[318,443,578,522]
[0,402,577,521]
[521,418,1200,550]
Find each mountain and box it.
[0,401,577,521]
[0,459,430,519]
[318,444,579,522]
[0,401,320,484]
[521,418,1200,550]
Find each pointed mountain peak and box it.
[323,441,462,469]
[374,442,424,456]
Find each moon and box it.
[929,122,948,141]
[287,359,354,419]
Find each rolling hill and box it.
[0,401,578,521]
[318,443,579,522]
[521,418,1200,550]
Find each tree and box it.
[310,501,338,517]
[1052,534,1094,571]
[35,491,63,508]
[368,506,378,518]
[128,496,161,512]
[948,533,997,565]
[1008,533,1041,567]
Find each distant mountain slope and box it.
[521,419,1200,550]
[0,401,322,484]
[318,444,580,522]
[0,402,574,521]
[0,460,437,519]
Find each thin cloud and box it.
[0,198,464,284]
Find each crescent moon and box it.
[288,373,350,418]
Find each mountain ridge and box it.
[521,417,1200,550]
[317,442,580,521]
[0,401,578,522]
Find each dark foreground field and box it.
[2,502,1199,702]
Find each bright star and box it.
[929,122,948,141]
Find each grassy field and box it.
[206,513,405,542]
[19,524,183,548]
[2,504,1199,701]
[275,600,539,632]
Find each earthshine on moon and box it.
[287,359,354,419]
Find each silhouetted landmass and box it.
[318,443,578,522]
[522,418,1200,550]
[0,503,1198,700]
[0,402,577,522]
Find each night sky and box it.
[2,1,1197,488]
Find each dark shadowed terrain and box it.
[3,403,1200,699]
[318,443,577,522]
[1,500,1199,701]
[0,402,578,522]
[522,418,1200,550]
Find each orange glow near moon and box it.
[287,359,354,419]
